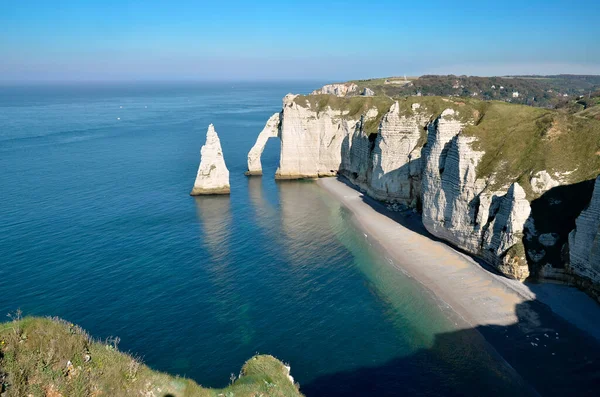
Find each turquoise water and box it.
[0,83,530,395]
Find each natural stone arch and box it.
[245,112,281,176]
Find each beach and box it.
[318,176,600,395]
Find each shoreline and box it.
[318,176,600,395]
[318,176,600,337]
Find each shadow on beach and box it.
[302,300,600,397]
[334,175,525,278]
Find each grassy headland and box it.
[0,316,302,397]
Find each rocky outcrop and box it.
[368,102,427,204]
[419,110,531,279]
[275,94,362,179]
[246,112,280,176]
[530,170,560,195]
[569,176,600,285]
[311,83,358,97]
[248,92,600,288]
[482,184,531,280]
[190,124,230,195]
[362,87,375,96]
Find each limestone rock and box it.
[368,101,427,204]
[311,83,358,97]
[569,176,600,285]
[421,109,486,252]
[246,112,280,176]
[190,124,230,195]
[362,87,375,96]
[420,109,531,279]
[275,94,360,179]
[531,170,560,195]
[482,183,532,280]
[340,115,372,186]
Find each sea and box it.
[0,82,533,396]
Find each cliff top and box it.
[291,92,600,197]
[314,74,600,108]
[0,316,302,397]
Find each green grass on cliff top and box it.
[293,93,600,196]
[0,316,302,397]
[293,94,393,134]
[462,101,600,195]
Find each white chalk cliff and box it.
[246,112,280,175]
[311,83,358,97]
[190,124,230,195]
[569,176,600,285]
[246,93,600,293]
[275,94,363,179]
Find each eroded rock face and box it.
[362,87,375,96]
[569,176,600,285]
[531,170,560,195]
[369,102,427,204]
[248,94,600,285]
[311,83,358,97]
[420,110,531,279]
[275,94,361,179]
[190,124,230,195]
[482,183,531,280]
[246,112,280,176]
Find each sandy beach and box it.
[319,177,600,333]
[318,176,600,395]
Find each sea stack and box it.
[190,124,230,196]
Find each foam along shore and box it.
[318,176,600,339]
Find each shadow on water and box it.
[303,300,600,397]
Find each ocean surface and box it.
[0,82,531,396]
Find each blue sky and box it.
[1,0,599,81]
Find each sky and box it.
[1,0,599,81]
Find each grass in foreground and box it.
[0,316,302,397]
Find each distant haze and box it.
[2,0,599,82]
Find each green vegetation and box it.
[463,100,600,196]
[294,89,600,198]
[293,94,393,134]
[324,75,600,109]
[0,316,302,397]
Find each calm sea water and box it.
[0,82,531,395]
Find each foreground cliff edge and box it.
[190,124,231,196]
[247,88,600,299]
[0,317,301,397]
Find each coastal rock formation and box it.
[369,102,427,203]
[569,176,600,285]
[275,94,361,179]
[362,87,375,96]
[482,184,531,279]
[190,124,230,195]
[248,89,600,290]
[246,112,280,176]
[311,83,358,97]
[530,170,560,195]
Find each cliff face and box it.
[190,124,230,195]
[311,82,358,97]
[569,176,600,287]
[248,93,600,293]
[275,94,364,179]
[368,102,427,203]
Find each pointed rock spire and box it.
[190,124,230,195]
